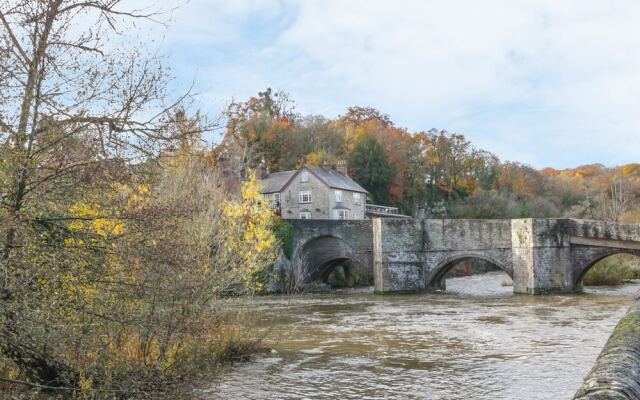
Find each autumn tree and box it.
[219,88,298,181]
[0,1,271,395]
[339,106,393,129]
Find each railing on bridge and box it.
[365,204,401,217]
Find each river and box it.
[204,272,640,400]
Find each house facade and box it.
[258,164,368,220]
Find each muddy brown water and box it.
[203,272,640,400]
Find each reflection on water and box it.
[203,272,640,400]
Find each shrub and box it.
[583,255,640,286]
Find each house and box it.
[258,162,368,220]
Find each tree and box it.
[219,88,298,178]
[339,106,393,129]
[349,135,395,204]
[0,0,220,392]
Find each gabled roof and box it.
[304,165,368,193]
[257,165,368,194]
[257,170,295,194]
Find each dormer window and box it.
[301,171,309,182]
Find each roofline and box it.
[279,165,369,194]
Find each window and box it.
[301,171,309,182]
[334,210,349,220]
[353,193,361,205]
[299,212,311,219]
[335,190,343,202]
[274,193,280,204]
[299,190,311,203]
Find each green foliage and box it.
[450,190,518,219]
[583,255,640,286]
[274,219,294,259]
[349,135,396,204]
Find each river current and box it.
[204,272,639,400]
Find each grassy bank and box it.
[0,317,265,399]
[583,255,640,286]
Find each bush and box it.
[583,255,640,286]
[274,219,294,260]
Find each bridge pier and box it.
[510,219,575,294]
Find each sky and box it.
[132,0,640,168]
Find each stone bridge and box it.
[290,218,640,294]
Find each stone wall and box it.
[574,296,640,399]
[290,219,373,283]
[282,169,331,219]
[373,218,514,293]
[281,169,366,220]
[290,217,640,294]
[371,218,640,294]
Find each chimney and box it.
[258,158,268,179]
[336,160,348,176]
[322,160,331,170]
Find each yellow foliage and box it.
[222,171,277,291]
[619,163,640,177]
[79,371,93,391]
[68,200,125,237]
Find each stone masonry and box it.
[291,218,640,295]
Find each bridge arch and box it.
[295,235,367,283]
[426,252,513,291]
[572,247,640,290]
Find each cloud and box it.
[151,0,640,168]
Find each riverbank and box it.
[0,318,266,400]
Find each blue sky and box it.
[139,0,640,168]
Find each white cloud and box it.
[149,0,640,167]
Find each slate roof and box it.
[258,170,295,194]
[304,165,368,193]
[258,165,368,194]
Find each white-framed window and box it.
[299,211,311,219]
[334,210,349,220]
[301,171,309,182]
[335,190,343,202]
[299,190,312,203]
[274,193,280,204]
[353,192,361,205]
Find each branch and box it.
[0,375,132,394]
[0,10,30,69]
[48,41,104,56]
[0,116,13,134]
[56,1,179,26]
[0,376,76,391]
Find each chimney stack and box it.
[258,158,268,179]
[336,160,348,176]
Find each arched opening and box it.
[297,236,371,289]
[577,252,640,291]
[428,255,513,295]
